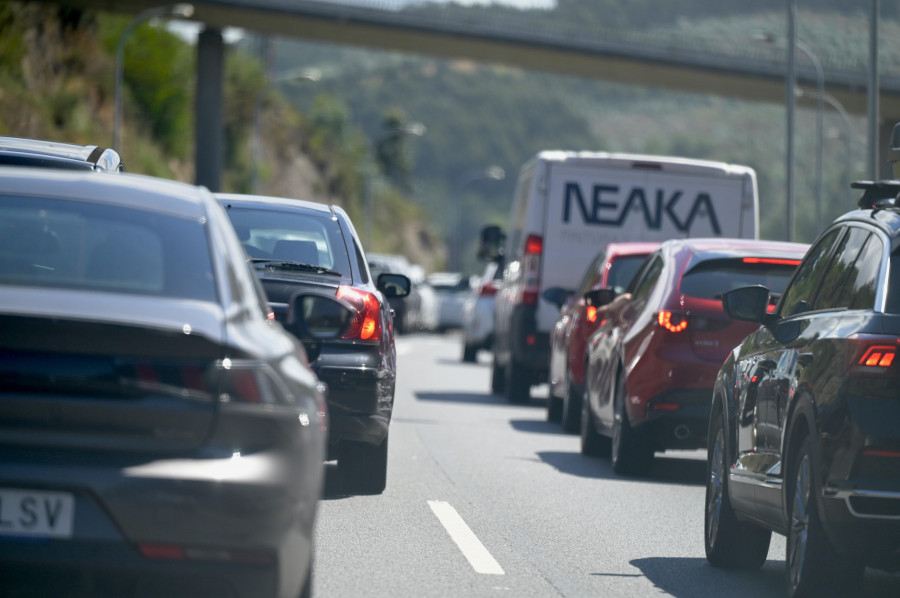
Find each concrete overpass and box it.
[62,0,900,190]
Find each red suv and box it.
[581,238,808,475]
[546,242,658,432]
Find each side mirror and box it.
[477,225,506,262]
[722,285,771,323]
[542,287,574,309]
[377,272,411,298]
[584,288,617,308]
[287,293,356,340]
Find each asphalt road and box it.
[313,332,900,598]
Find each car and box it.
[0,168,328,598]
[582,237,808,475]
[0,135,124,172]
[427,271,470,331]
[217,193,410,495]
[462,257,503,363]
[704,180,900,597]
[545,242,658,432]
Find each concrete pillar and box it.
[195,28,224,192]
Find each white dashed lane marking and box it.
[427,500,505,575]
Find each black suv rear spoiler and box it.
[851,180,900,209]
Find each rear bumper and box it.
[314,364,394,446]
[821,488,900,570]
[634,388,713,450]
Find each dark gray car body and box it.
[0,169,325,598]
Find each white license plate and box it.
[0,488,74,539]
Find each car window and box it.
[814,227,869,310]
[842,233,883,310]
[629,254,663,302]
[0,194,217,301]
[606,255,649,295]
[885,249,900,314]
[779,228,842,317]
[225,207,352,277]
[575,250,607,297]
[680,258,799,299]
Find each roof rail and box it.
[851,180,900,210]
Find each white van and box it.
[487,151,759,403]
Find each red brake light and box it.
[742,257,802,266]
[858,346,896,368]
[525,234,543,255]
[479,281,498,297]
[658,311,688,333]
[337,286,382,341]
[587,305,597,323]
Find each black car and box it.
[0,168,331,598]
[217,193,410,495]
[705,180,900,597]
[0,135,124,172]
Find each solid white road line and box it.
[427,500,505,575]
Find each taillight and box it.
[479,281,498,297]
[658,311,688,333]
[522,234,542,306]
[587,305,598,323]
[858,346,896,368]
[742,257,802,266]
[218,358,292,404]
[337,285,382,341]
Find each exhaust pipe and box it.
[674,424,691,440]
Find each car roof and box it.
[661,237,809,255]
[0,136,123,172]
[215,192,336,216]
[0,167,212,219]
[604,241,661,258]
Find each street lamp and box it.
[451,166,506,271]
[113,3,194,151]
[251,68,322,194]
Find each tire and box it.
[561,380,582,433]
[505,358,531,404]
[547,392,563,422]
[580,383,610,457]
[338,434,388,495]
[490,358,506,395]
[785,432,864,598]
[610,373,654,476]
[462,344,477,363]
[705,407,771,569]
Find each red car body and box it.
[547,242,658,431]
[581,237,809,475]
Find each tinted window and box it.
[0,195,216,301]
[844,234,884,310]
[780,228,842,317]
[629,255,662,302]
[815,227,869,310]
[607,255,649,294]
[225,207,352,277]
[575,250,607,297]
[680,258,798,299]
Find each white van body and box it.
[491,151,759,403]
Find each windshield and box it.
[224,206,352,279]
[0,194,216,301]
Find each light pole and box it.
[113,3,194,152]
[451,166,505,271]
[251,68,321,194]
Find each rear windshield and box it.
[607,255,648,294]
[680,258,799,300]
[0,195,217,301]
[225,206,352,278]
